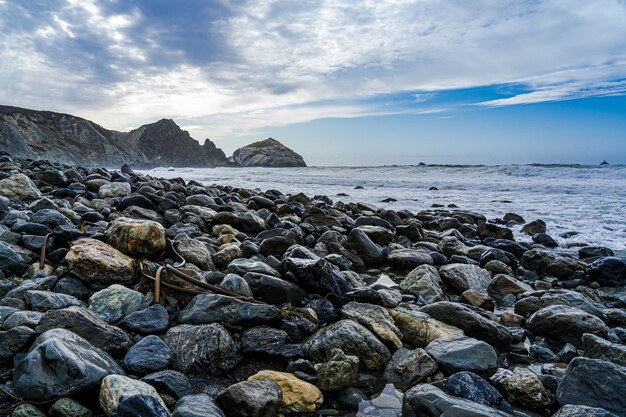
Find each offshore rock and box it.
[232,138,306,167]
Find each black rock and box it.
[579,246,614,259]
[172,394,225,417]
[445,371,513,412]
[588,257,626,287]
[178,293,281,326]
[243,272,307,305]
[118,304,170,334]
[112,394,170,417]
[404,384,510,416]
[425,335,498,378]
[216,379,282,417]
[25,290,83,311]
[241,326,302,359]
[0,326,36,362]
[141,370,191,399]
[123,335,172,375]
[281,257,352,296]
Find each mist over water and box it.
[143,164,626,253]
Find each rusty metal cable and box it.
[39,233,52,269]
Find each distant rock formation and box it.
[600,160,609,165]
[231,138,307,167]
[0,106,228,167]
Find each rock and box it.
[579,246,614,259]
[88,284,144,323]
[533,233,559,248]
[399,264,445,303]
[438,236,469,257]
[2,310,43,328]
[105,217,166,257]
[557,358,626,414]
[490,368,551,410]
[521,248,583,278]
[477,221,513,241]
[99,374,168,416]
[216,379,282,417]
[243,272,307,305]
[48,398,93,417]
[346,228,384,267]
[303,319,391,370]
[141,370,191,399]
[35,306,132,356]
[241,326,302,359]
[13,329,123,401]
[582,333,626,367]
[164,324,241,375]
[25,290,83,311]
[232,138,306,167]
[11,404,46,417]
[0,173,41,202]
[439,263,491,293]
[123,335,172,375]
[383,347,437,391]
[174,236,214,271]
[340,301,403,349]
[280,257,352,296]
[389,307,463,348]
[66,239,134,285]
[111,395,170,417]
[484,260,514,276]
[178,294,281,326]
[522,219,547,235]
[172,394,225,417]
[426,334,498,377]
[0,241,35,276]
[527,305,609,348]
[403,384,510,417]
[99,182,132,198]
[387,248,434,270]
[445,371,512,412]
[0,326,36,362]
[212,245,243,268]
[118,304,169,335]
[420,302,512,350]
[228,258,279,277]
[552,404,619,417]
[487,274,532,303]
[588,257,626,287]
[314,349,359,391]
[514,289,606,319]
[461,289,495,311]
[248,370,323,414]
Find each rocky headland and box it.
[0,106,305,168]
[0,154,625,417]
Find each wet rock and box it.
[280,257,352,296]
[533,233,559,248]
[111,395,170,417]
[582,333,626,366]
[346,228,384,267]
[579,246,614,259]
[216,379,282,417]
[588,257,626,287]
[105,217,166,257]
[99,374,168,416]
[521,248,583,279]
[552,405,619,417]
[88,284,144,323]
[522,219,547,235]
[212,245,243,268]
[164,324,241,375]
[228,258,279,277]
[303,319,391,370]
[557,358,626,414]
[243,272,307,305]
[219,273,253,297]
[13,328,123,401]
[314,348,359,391]
[445,371,513,412]
[477,221,513,241]
[420,302,512,350]
[399,264,445,303]
[241,326,303,359]
[383,347,437,391]
[0,173,41,202]
[514,289,605,319]
[2,310,43,328]
[0,241,36,276]
[118,304,169,335]
[123,335,172,375]
[36,306,132,356]
[0,326,36,362]
[389,307,463,348]
[141,370,191,399]
[178,294,281,326]
[66,238,134,285]
[490,368,551,410]
[439,263,491,293]
[172,394,225,417]
[486,274,532,303]
[527,304,609,348]
[99,182,131,198]
[248,370,323,414]
[25,290,83,311]
[48,398,93,417]
[403,384,510,417]
[426,334,498,377]
[340,301,403,349]
[438,236,469,257]
[11,404,47,417]
[174,236,214,271]
[387,248,434,270]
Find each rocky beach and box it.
[0,154,625,417]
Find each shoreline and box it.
[0,156,625,416]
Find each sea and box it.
[141,164,626,256]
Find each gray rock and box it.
[383,348,437,391]
[0,326,36,362]
[232,138,306,168]
[165,324,241,375]
[25,290,83,311]
[387,248,434,270]
[521,248,583,278]
[403,384,511,417]
[527,305,609,348]
[346,228,384,267]
[303,319,391,370]
[172,394,225,417]
[178,294,281,326]
[445,371,513,413]
[141,370,191,399]
[557,357,626,414]
[582,333,626,367]
[99,374,168,416]
[48,398,93,417]
[487,274,532,303]
[439,263,491,293]
[399,264,445,303]
[219,273,253,297]
[111,394,170,417]
[118,304,169,335]
[88,284,144,323]
[0,241,35,276]
[552,404,618,417]
[243,272,307,305]
[280,257,352,296]
[123,335,172,375]
[174,236,215,271]
[0,173,41,202]
[514,289,606,319]
[66,238,134,285]
[489,368,551,410]
[426,335,498,377]
[314,348,360,391]
[105,217,166,257]
[216,379,282,417]
[13,329,123,401]
[242,326,302,359]
[2,310,43,328]
[228,258,279,277]
[588,257,626,287]
[340,301,403,349]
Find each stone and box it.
[314,349,359,391]
[383,348,437,391]
[2,310,43,329]
[522,219,547,235]
[552,405,619,417]
[387,248,434,270]
[178,294,281,326]
[514,289,606,319]
[248,370,323,414]
[0,241,36,276]
[0,173,41,202]
[490,368,551,410]
[358,383,403,416]
[438,236,469,257]
[557,358,626,414]
[141,370,191,399]
[520,249,583,279]
[303,319,391,370]
[164,324,241,375]
[48,398,93,417]
[477,221,514,241]
[35,306,132,356]
[403,384,510,417]
[241,326,302,359]
[216,379,282,417]
[13,329,123,401]
[0,326,36,362]
[445,371,512,412]
[105,217,166,257]
[118,304,169,334]
[588,257,626,287]
[527,305,609,348]
[340,301,403,349]
[123,335,172,375]
[399,265,445,303]
[66,239,134,285]
[228,258,279,277]
[88,284,144,323]
[579,246,614,259]
[582,333,626,367]
[426,334,498,377]
[461,289,495,311]
[420,302,512,350]
[357,225,395,245]
[280,257,352,296]
[487,274,532,303]
[172,394,225,417]
[219,273,253,297]
[25,290,83,311]
[243,272,307,305]
[11,404,46,417]
[174,236,214,271]
[99,374,168,416]
[389,307,463,348]
[213,245,243,268]
[439,263,491,293]
[111,395,170,417]
[346,228,384,267]
[99,182,132,198]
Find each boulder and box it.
[172,394,225,417]
[383,348,437,391]
[314,349,359,391]
[552,405,619,417]
[0,241,36,276]
[490,368,551,410]
[399,264,445,303]
[425,335,498,377]
[241,326,302,359]
[48,398,93,417]
[178,294,281,326]
[526,305,609,348]
[340,301,403,349]
[174,236,214,271]
[445,371,512,413]
[99,374,168,416]
[99,182,131,198]
[346,228,384,267]
[520,249,583,278]
[389,307,463,348]
[123,335,172,376]
[403,384,511,417]
[243,272,307,305]
[0,173,41,202]
[111,394,170,417]
[439,263,492,293]
[118,304,169,335]
[248,370,323,414]
[387,248,434,270]
[66,239,135,285]
[486,274,532,303]
[88,284,144,323]
[280,257,352,296]
[25,290,83,311]
[228,259,279,277]
[582,333,626,367]
[141,370,191,399]
[232,138,306,167]
[588,257,626,287]
[105,217,166,257]
[0,326,36,362]
[216,379,282,417]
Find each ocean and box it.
[141,164,626,254]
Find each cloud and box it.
[0,0,625,141]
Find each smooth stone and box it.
[118,304,170,334]
[88,284,144,323]
[383,347,437,391]
[105,217,166,257]
[582,333,626,367]
[314,349,359,391]
[0,325,36,361]
[445,371,513,413]
[514,289,606,319]
[426,334,498,377]
[11,404,46,417]
[123,335,172,376]
[346,228,384,267]
[248,370,323,414]
[227,258,279,277]
[243,272,307,305]
[280,257,352,296]
[172,394,225,417]
[527,304,609,348]
[178,294,281,326]
[439,263,491,293]
[389,307,463,348]
[216,379,282,417]
[111,395,170,417]
[99,182,131,198]
[487,274,533,303]
[403,384,510,417]
[141,370,191,399]
[219,273,253,297]
[490,368,551,410]
[212,245,244,268]
[48,398,93,417]
[241,326,303,359]
[13,329,123,401]
[399,265,445,303]
[0,174,41,202]
[340,301,403,349]
[66,239,134,285]
[387,248,434,270]
[174,236,215,271]
[99,374,168,416]
[2,310,43,329]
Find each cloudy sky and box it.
[1,0,625,165]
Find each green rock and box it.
[88,284,144,323]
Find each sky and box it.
[0,0,625,165]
